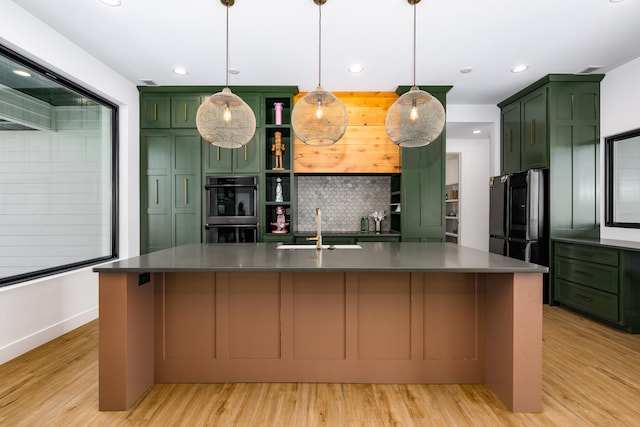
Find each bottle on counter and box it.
[360,214,369,232]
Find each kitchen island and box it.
[94,242,547,412]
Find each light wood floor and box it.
[1,305,640,426]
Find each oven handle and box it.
[205,224,258,229]
[205,184,258,189]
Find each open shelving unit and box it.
[445,153,460,244]
[262,95,295,243]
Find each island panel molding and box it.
[95,242,546,413]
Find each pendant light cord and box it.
[412,2,416,87]
[318,1,322,87]
[225,4,229,87]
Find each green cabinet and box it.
[201,93,263,174]
[501,103,521,175]
[398,86,451,242]
[501,86,547,173]
[499,74,603,240]
[141,130,201,253]
[171,95,201,128]
[141,96,171,129]
[552,240,640,333]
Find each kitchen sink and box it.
[277,244,362,250]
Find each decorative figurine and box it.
[272,131,285,170]
[275,177,284,202]
[274,102,283,125]
[271,205,289,233]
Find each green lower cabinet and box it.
[552,240,640,333]
[141,130,202,254]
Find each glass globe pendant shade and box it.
[196,87,256,149]
[292,86,348,146]
[385,86,445,147]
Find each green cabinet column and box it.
[397,86,452,242]
[141,130,201,253]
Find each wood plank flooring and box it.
[1,305,640,426]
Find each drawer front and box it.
[555,257,619,294]
[555,243,619,267]
[554,279,619,323]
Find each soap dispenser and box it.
[360,214,369,232]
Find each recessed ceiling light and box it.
[13,70,31,77]
[173,67,189,76]
[609,0,625,3]
[472,129,482,134]
[228,68,240,75]
[349,64,363,73]
[511,64,529,73]
[460,67,473,74]
[99,0,122,6]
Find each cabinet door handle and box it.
[154,179,158,205]
[574,270,593,278]
[184,104,187,122]
[571,93,575,119]
[244,145,248,161]
[507,128,512,153]
[216,147,220,161]
[574,293,593,303]
[575,251,594,258]
[184,178,188,204]
[530,119,535,145]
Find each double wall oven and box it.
[204,176,258,243]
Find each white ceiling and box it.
[8,0,640,138]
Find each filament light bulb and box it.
[223,104,232,122]
[316,100,323,120]
[409,100,419,121]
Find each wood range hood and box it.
[293,91,401,174]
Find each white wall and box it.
[447,139,491,252]
[600,56,640,243]
[0,0,139,364]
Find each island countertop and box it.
[93,242,549,274]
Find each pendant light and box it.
[385,0,445,148]
[196,0,256,149]
[291,0,348,147]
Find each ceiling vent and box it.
[578,66,603,74]
[139,79,158,86]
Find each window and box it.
[0,45,118,287]
[605,128,640,228]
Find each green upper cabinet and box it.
[500,86,547,173]
[171,95,201,128]
[521,87,548,170]
[141,95,171,128]
[201,93,263,174]
[501,102,521,174]
[398,86,452,242]
[498,74,604,239]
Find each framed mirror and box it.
[605,128,640,228]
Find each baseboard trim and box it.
[0,307,98,365]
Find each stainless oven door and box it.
[205,224,258,243]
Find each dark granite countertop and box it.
[94,242,548,274]
[552,236,640,252]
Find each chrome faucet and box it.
[306,207,323,249]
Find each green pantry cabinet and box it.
[498,74,604,239]
[553,239,640,333]
[398,86,452,242]
[140,87,298,253]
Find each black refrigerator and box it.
[489,169,548,268]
